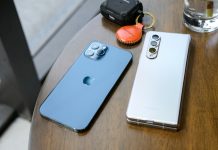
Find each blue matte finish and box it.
[40,41,132,132]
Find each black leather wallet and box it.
[100,0,143,26]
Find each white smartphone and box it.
[126,31,191,130]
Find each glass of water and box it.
[183,0,218,32]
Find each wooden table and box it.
[29,0,218,149]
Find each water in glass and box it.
[184,0,218,32]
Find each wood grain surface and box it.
[29,0,218,149]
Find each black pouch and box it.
[100,0,143,26]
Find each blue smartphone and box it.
[40,41,132,132]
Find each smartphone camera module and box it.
[85,42,107,60]
[146,34,161,59]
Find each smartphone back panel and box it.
[40,41,132,132]
[126,31,191,130]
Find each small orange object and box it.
[116,11,155,45]
[116,23,144,45]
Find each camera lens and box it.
[97,49,105,56]
[149,48,156,53]
[85,49,94,56]
[152,34,160,40]
[91,43,100,50]
[150,41,157,46]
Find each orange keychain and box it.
[116,12,155,45]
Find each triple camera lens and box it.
[149,34,160,54]
[85,42,107,60]
[146,34,161,59]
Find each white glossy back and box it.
[126,31,191,127]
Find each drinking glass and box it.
[183,0,218,32]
